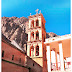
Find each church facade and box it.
[26,12,71,72]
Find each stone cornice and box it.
[44,34,71,44]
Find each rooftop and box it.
[44,34,71,43]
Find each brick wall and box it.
[2,61,29,72]
[2,40,29,72]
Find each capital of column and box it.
[58,41,62,43]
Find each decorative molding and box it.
[2,59,29,69]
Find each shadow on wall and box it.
[26,56,42,72]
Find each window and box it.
[27,34,28,41]
[36,31,39,40]
[19,58,21,63]
[31,32,34,40]
[33,63,34,66]
[2,50,4,57]
[12,55,14,60]
[36,20,39,26]
[36,46,39,56]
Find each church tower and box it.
[27,10,47,71]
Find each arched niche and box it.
[36,31,39,40]
[31,32,34,40]
[36,45,39,56]
[36,19,39,27]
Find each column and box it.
[29,20,31,28]
[39,30,42,40]
[64,59,66,70]
[28,32,31,41]
[39,44,42,57]
[34,46,36,57]
[27,44,30,56]
[65,58,68,69]
[46,45,51,72]
[38,18,41,26]
[55,50,58,70]
[59,43,64,71]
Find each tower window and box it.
[27,34,28,41]
[12,55,14,60]
[36,45,39,56]
[19,58,21,63]
[36,31,39,40]
[31,32,34,40]
[36,20,39,26]
[2,50,4,57]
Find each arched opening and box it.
[36,31,39,40]
[31,20,34,27]
[27,34,28,41]
[31,32,34,40]
[36,19,39,26]
[53,35,56,37]
[36,45,39,56]
[30,46,34,57]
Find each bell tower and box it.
[27,10,47,71]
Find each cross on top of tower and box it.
[35,9,39,14]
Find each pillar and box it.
[27,44,30,56]
[55,50,58,70]
[39,30,42,40]
[46,45,51,72]
[29,20,31,28]
[28,32,31,41]
[64,59,66,70]
[34,46,36,57]
[38,18,41,26]
[59,43,64,71]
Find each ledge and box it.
[28,26,41,30]
[27,40,42,43]
[2,59,29,69]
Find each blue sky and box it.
[1,0,70,36]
